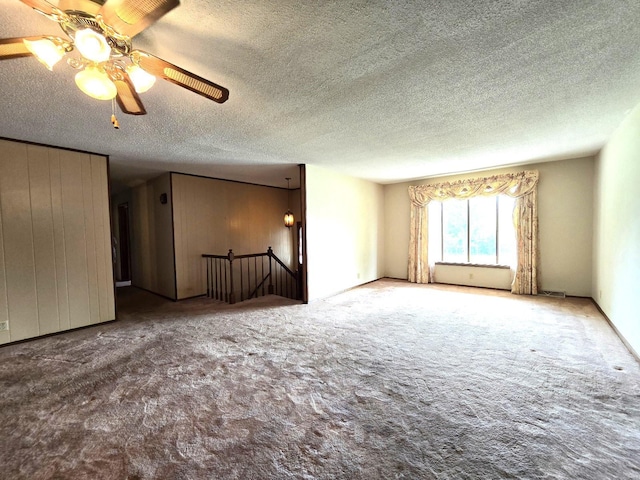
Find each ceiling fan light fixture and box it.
[126,64,156,93]
[74,28,111,63]
[23,37,66,71]
[0,0,229,121]
[75,65,117,100]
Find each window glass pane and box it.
[498,195,517,266]
[428,201,442,263]
[442,199,467,262]
[469,196,497,264]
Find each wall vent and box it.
[539,290,566,298]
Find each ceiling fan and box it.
[0,0,229,126]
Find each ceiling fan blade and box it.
[0,36,45,60]
[108,69,147,115]
[131,50,229,104]
[19,0,56,15]
[57,0,103,15]
[99,0,180,38]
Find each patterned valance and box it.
[408,170,539,206]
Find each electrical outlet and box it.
[0,321,8,332]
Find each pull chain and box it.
[111,98,120,129]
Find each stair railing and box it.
[202,247,298,304]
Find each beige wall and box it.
[435,264,513,290]
[172,174,294,300]
[384,157,595,296]
[0,139,114,344]
[593,103,640,356]
[305,165,385,301]
[129,173,176,299]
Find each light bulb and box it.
[23,38,65,70]
[75,66,117,100]
[284,210,295,228]
[74,28,111,63]
[126,64,156,93]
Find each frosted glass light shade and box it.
[74,28,111,63]
[75,66,117,100]
[23,38,65,70]
[126,64,156,93]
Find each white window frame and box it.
[432,195,515,267]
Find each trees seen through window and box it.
[429,195,516,266]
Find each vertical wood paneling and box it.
[49,148,70,331]
[27,144,59,335]
[140,186,151,285]
[146,185,158,291]
[182,176,190,297]
[176,175,186,298]
[133,185,149,287]
[172,174,184,297]
[60,150,91,329]
[0,173,10,345]
[0,140,114,345]
[130,186,141,286]
[0,140,39,341]
[187,178,200,296]
[81,158,99,324]
[153,175,174,297]
[128,173,174,299]
[97,157,115,320]
[90,156,108,321]
[172,174,293,299]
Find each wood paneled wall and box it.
[172,173,294,300]
[129,173,176,299]
[0,139,115,345]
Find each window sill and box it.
[435,262,511,270]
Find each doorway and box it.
[117,203,132,283]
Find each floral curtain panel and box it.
[408,170,539,294]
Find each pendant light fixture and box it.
[284,177,295,228]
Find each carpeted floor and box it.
[0,279,638,479]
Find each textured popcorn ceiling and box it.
[1,0,640,189]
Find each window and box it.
[428,195,516,266]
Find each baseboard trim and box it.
[0,319,117,349]
[307,277,383,302]
[592,298,640,363]
[127,284,177,302]
[177,293,208,301]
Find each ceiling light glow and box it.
[126,64,156,93]
[75,66,117,100]
[23,37,65,70]
[74,28,111,63]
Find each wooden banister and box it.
[202,247,299,304]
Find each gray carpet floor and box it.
[0,279,638,479]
